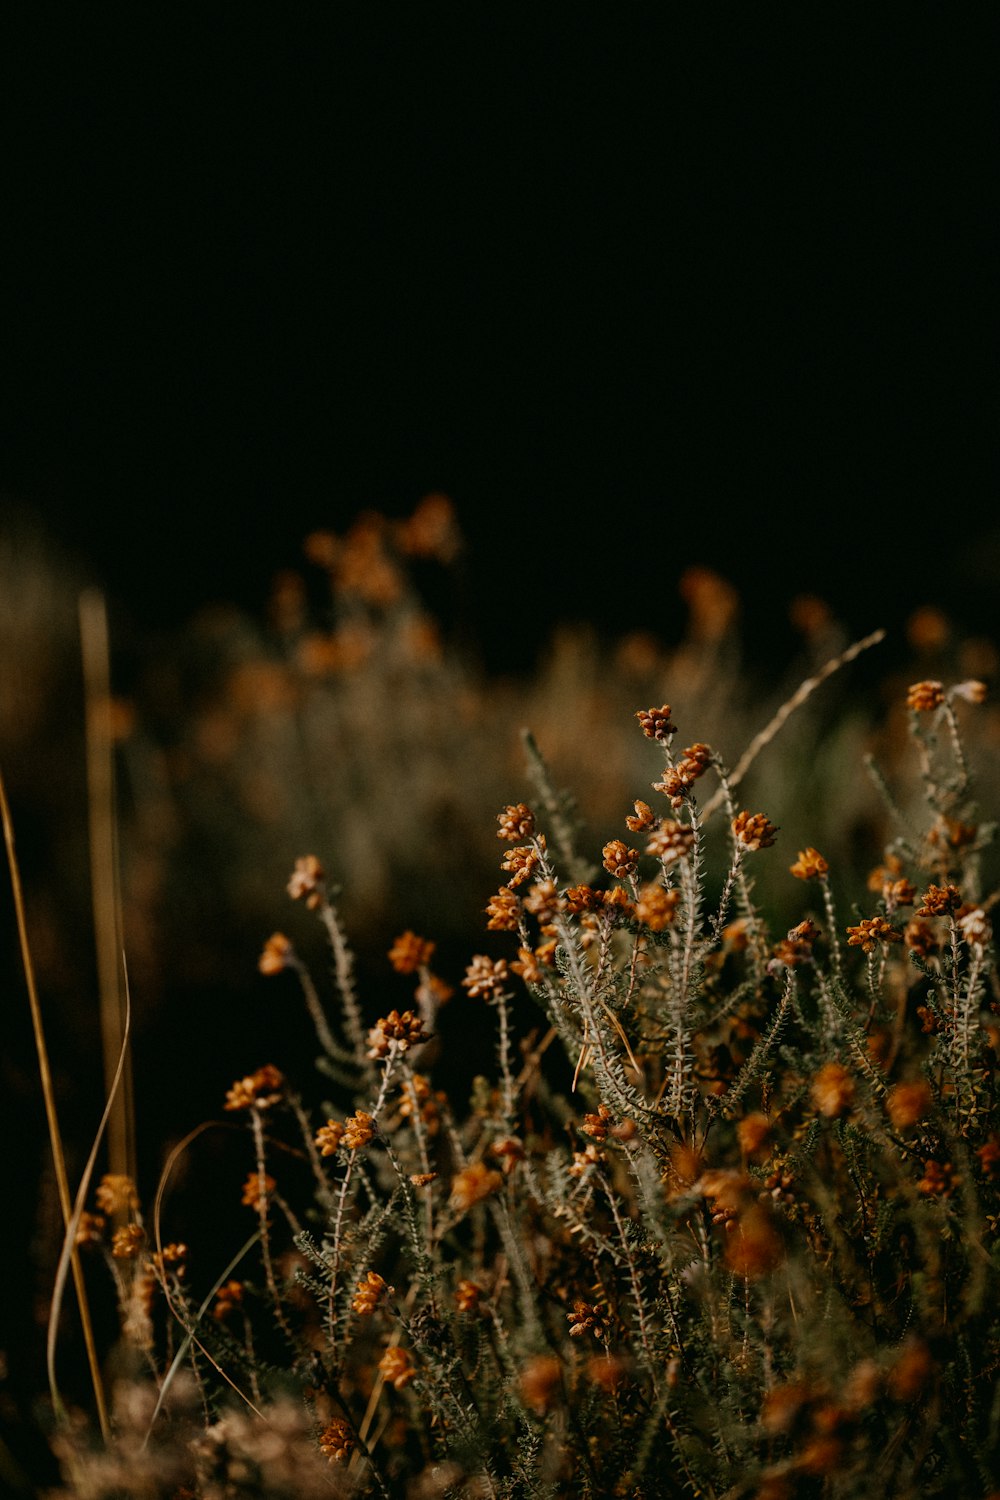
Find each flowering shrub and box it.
[53,671,1000,1499]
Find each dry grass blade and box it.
[47,955,133,1428]
[0,766,111,1440]
[701,627,886,820]
[79,588,136,1189]
[146,1121,265,1442]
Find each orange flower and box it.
[602,840,639,879]
[645,820,695,864]
[95,1174,139,1216]
[319,1417,355,1461]
[388,931,435,974]
[737,1113,773,1158]
[732,811,778,852]
[846,917,902,953]
[286,854,325,909]
[886,1081,932,1131]
[907,680,945,712]
[449,1162,503,1212]
[811,1062,854,1118]
[258,932,294,976]
[789,847,829,880]
[455,1279,483,1313]
[501,843,542,888]
[224,1064,284,1112]
[314,1119,345,1156]
[213,1280,244,1320]
[379,1346,416,1390]
[342,1111,376,1151]
[352,1270,388,1314]
[519,1355,562,1413]
[241,1171,276,1210]
[462,955,510,999]
[625,799,656,833]
[366,1009,428,1059]
[111,1224,145,1260]
[496,802,535,841]
[635,882,681,931]
[485,888,521,932]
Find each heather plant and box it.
[47,664,1000,1499]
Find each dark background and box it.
[1,7,997,669]
[1,9,998,1469]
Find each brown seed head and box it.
[75,1211,106,1247]
[567,1299,608,1339]
[724,1205,784,1278]
[904,917,937,957]
[916,883,962,918]
[581,1105,612,1141]
[378,1346,416,1390]
[917,1159,959,1197]
[569,1143,603,1176]
[653,764,699,801]
[635,704,676,741]
[884,878,918,908]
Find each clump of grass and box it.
[49,660,1000,1499]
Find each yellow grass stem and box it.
[0,766,111,1441]
[701,627,886,821]
[79,589,136,1191]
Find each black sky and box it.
[2,8,997,667]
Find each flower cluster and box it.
[732,810,778,851]
[224,1064,284,1112]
